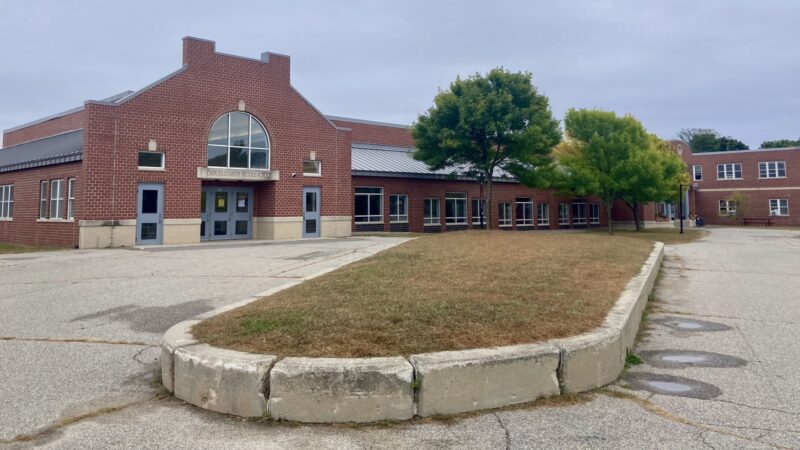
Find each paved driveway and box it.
[2,228,799,449]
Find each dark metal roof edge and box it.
[0,152,83,173]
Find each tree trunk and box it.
[606,201,614,235]
[625,201,641,231]
[485,171,493,230]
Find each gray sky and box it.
[1,0,798,148]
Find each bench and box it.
[740,218,774,227]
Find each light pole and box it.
[678,183,684,234]
[478,173,485,229]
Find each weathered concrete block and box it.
[174,344,276,417]
[410,343,561,417]
[554,326,624,393]
[160,320,200,393]
[268,357,414,423]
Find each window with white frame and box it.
[50,179,65,219]
[207,112,270,170]
[558,203,570,225]
[389,194,408,223]
[0,185,13,219]
[39,181,48,219]
[718,200,737,216]
[769,199,789,216]
[445,193,467,224]
[515,198,533,225]
[589,203,600,224]
[717,163,742,180]
[354,187,383,223]
[572,201,587,224]
[303,160,321,176]
[424,198,440,225]
[693,165,703,181]
[759,161,786,179]
[536,202,549,225]
[499,202,512,227]
[138,151,164,170]
[471,198,485,225]
[67,178,76,220]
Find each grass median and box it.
[193,231,655,357]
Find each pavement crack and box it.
[700,431,716,450]
[711,398,799,416]
[132,345,158,365]
[600,389,792,449]
[493,412,511,450]
[698,422,800,435]
[0,336,151,346]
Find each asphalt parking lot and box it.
[1,228,798,449]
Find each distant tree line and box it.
[761,138,800,149]
[677,128,800,152]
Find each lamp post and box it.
[478,173,485,229]
[678,183,684,234]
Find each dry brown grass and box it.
[0,243,67,254]
[193,231,654,357]
[597,227,708,245]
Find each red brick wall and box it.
[329,119,415,148]
[3,110,85,147]
[0,162,81,247]
[352,175,606,232]
[673,141,800,226]
[79,37,352,223]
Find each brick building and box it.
[671,141,800,226]
[0,37,608,248]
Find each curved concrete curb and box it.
[161,242,664,422]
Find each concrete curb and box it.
[161,241,664,422]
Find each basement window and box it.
[303,160,321,176]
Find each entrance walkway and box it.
[2,228,799,448]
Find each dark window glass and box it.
[305,219,317,234]
[214,221,227,236]
[229,112,250,147]
[208,115,228,146]
[354,195,369,217]
[200,191,207,214]
[236,192,249,212]
[250,149,268,169]
[229,147,248,168]
[369,194,381,217]
[142,190,158,214]
[138,152,164,168]
[214,192,228,213]
[200,221,206,236]
[208,146,228,167]
[235,220,248,235]
[140,223,157,240]
[305,192,317,213]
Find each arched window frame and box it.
[207,112,271,170]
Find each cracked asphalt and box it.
[1,228,799,449]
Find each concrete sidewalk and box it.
[2,228,799,449]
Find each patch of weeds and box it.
[240,311,310,336]
[626,350,644,367]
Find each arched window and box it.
[207,112,270,170]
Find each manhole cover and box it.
[651,316,732,332]
[638,349,747,369]
[626,372,721,399]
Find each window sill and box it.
[390,220,409,224]
[303,173,322,177]
[759,177,787,180]
[138,166,166,171]
[499,224,512,228]
[537,223,550,226]
[37,219,75,223]
[355,221,384,225]
[716,178,743,181]
[0,218,12,222]
[424,223,441,226]
[516,223,535,227]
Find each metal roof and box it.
[351,143,513,181]
[0,129,83,173]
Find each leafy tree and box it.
[412,68,561,228]
[557,110,687,233]
[761,138,800,149]
[726,191,750,223]
[676,128,749,152]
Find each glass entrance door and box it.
[201,187,253,241]
[303,186,321,238]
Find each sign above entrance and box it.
[197,167,279,181]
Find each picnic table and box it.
[740,217,774,227]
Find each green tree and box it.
[412,68,561,228]
[761,138,800,149]
[677,128,749,152]
[726,191,750,223]
[716,136,748,151]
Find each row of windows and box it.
[355,187,600,226]
[693,161,787,181]
[718,199,790,216]
[40,179,76,220]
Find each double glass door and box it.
[201,187,253,241]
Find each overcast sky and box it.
[1,1,798,148]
